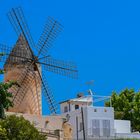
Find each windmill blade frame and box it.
[41,72,58,114]
[0,43,32,69]
[10,63,34,102]
[37,17,63,57]
[9,64,41,114]
[7,7,36,57]
[39,57,78,79]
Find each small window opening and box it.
[75,105,79,110]
[64,106,68,113]
[94,109,97,112]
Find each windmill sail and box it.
[4,35,32,68]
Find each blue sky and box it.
[0,0,140,115]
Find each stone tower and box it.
[4,35,42,115]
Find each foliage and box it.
[105,88,140,132]
[0,125,8,140]
[0,81,19,119]
[115,138,138,140]
[0,115,46,140]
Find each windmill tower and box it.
[0,7,78,115]
[4,35,42,115]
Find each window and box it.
[75,105,79,110]
[94,109,97,112]
[103,120,110,137]
[64,106,68,113]
[92,119,100,136]
[44,120,49,128]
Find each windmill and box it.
[0,7,78,115]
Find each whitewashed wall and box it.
[61,106,115,139]
[86,106,115,137]
[114,120,131,133]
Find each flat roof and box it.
[59,99,70,104]
[59,95,93,104]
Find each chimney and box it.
[77,93,84,98]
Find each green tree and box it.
[0,125,8,140]
[105,89,140,132]
[0,52,14,119]
[0,81,18,119]
[0,115,46,140]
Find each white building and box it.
[60,93,140,139]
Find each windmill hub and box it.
[33,56,38,62]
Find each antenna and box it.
[85,80,94,95]
[93,95,112,107]
[88,89,93,96]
